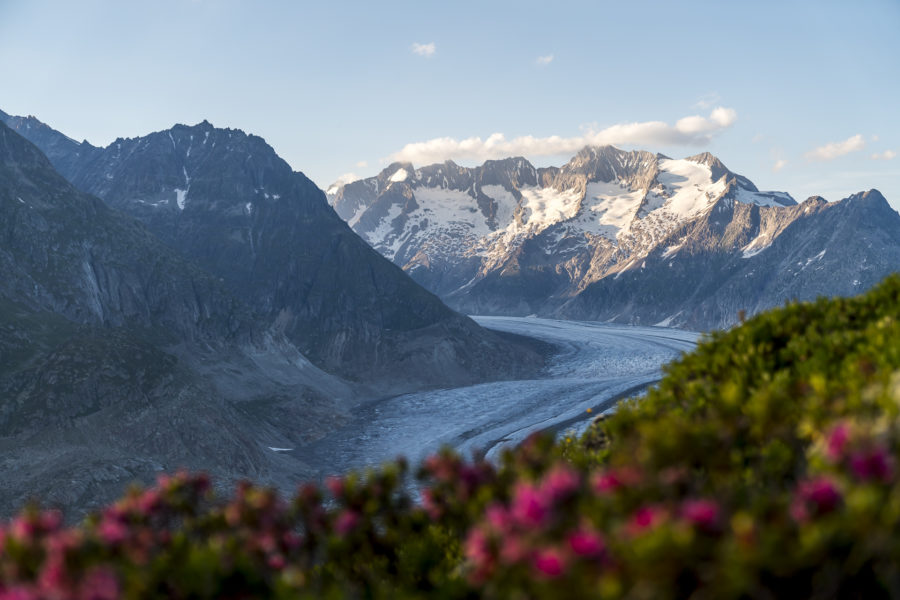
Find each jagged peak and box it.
[483,155,531,167]
[685,151,723,166]
[844,189,891,208]
[685,151,730,177]
[380,161,415,177]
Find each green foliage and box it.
[2,275,900,598]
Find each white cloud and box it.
[355,160,368,168]
[389,107,738,165]
[805,134,866,161]
[535,54,554,66]
[411,42,436,57]
[772,159,788,172]
[333,172,360,185]
[871,150,896,160]
[751,133,765,143]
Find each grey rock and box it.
[327,146,898,329]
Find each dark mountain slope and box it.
[1,113,541,387]
[0,122,354,516]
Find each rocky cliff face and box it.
[327,146,897,329]
[2,113,542,387]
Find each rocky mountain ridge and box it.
[327,147,898,328]
[0,110,542,389]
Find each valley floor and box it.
[296,317,698,477]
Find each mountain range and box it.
[328,147,900,328]
[0,111,542,515]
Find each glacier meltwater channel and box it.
[301,317,698,477]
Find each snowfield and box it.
[300,317,698,477]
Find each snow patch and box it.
[742,230,772,258]
[734,188,789,208]
[654,313,681,327]
[662,242,684,258]
[517,186,582,233]
[245,202,253,214]
[801,249,826,268]
[369,203,404,256]
[581,181,645,240]
[267,447,293,453]
[175,189,187,210]
[389,168,409,183]
[656,159,724,219]
[480,184,519,228]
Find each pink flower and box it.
[325,476,344,498]
[267,554,286,570]
[511,483,548,527]
[593,467,640,495]
[540,465,580,503]
[567,528,605,557]
[464,527,496,583]
[97,519,128,545]
[826,422,851,461]
[78,567,119,600]
[499,533,529,565]
[849,446,893,483]
[627,505,665,535]
[681,499,721,532]
[485,504,510,532]
[334,510,360,535]
[39,510,62,533]
[38,558,68,592]
[593,471,622,494]
[421,488,442,520]
[0,586,39,600]
[10,516,36,542]
[532,547,566,579]
[791,477,841,522]
[137,489,162,515]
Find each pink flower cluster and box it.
[420,452,497,520]
[825,421,895,483]
[464,464,605,583]
[790,477,842,522]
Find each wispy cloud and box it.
[535,54,554,66]
[411,42,436,57]
[772,159,788,172]
[355,160,368,168]
[805,134,865,161]
[389,107,738,165]
[693,92,721,110]
[871,150,896,160]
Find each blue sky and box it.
[1,0,898,207]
